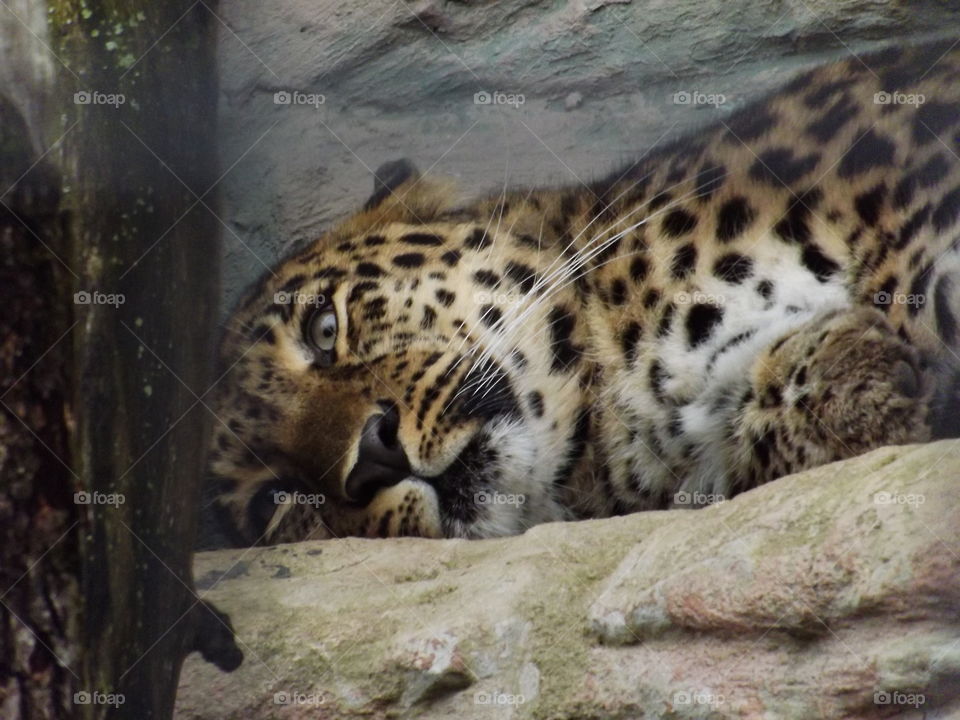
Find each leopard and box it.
[207,39,960,546]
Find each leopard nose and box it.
[344,404,410,503]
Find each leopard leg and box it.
[731,307,932,491]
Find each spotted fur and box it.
[209,40,960,544]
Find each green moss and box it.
[412,583,456,604]
[394,567,440,583]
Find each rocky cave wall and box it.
[216,0,960,310]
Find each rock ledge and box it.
[176,441,960,719]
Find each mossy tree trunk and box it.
[0,2,244,718]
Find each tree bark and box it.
[0,2,242,718]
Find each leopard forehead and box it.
[224,217,556,360]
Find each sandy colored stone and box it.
[176,441,960,719]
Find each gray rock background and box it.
[0,1,54,150]
[217,0,960,313]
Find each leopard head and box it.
[208,161,596,544]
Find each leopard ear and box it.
[365,158,420,210]
[333,158,456,239]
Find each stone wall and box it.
[216,0,960,311]
[0,0,55,146]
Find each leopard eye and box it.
[307,308,338,354]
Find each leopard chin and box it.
[276,413,569,541]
